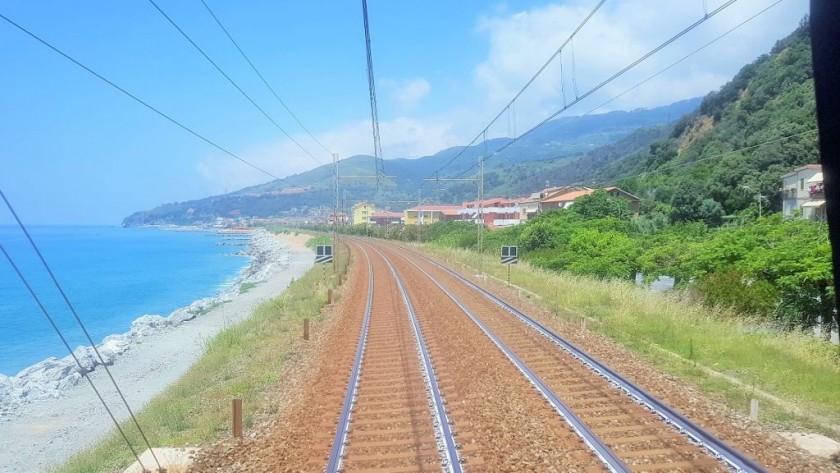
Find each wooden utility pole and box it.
[232,399,243,438]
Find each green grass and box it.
[423,244,840,437]
[305,234,333,249]
[55,240,350,473]
[238,282,257,294]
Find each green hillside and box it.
[330,18,831,332]
[123,100,699,226]
[594,18,817,219]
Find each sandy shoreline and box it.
[0,229,313,473]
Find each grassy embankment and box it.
[56,235,348,473]
[423,244,840,437]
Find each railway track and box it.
[190,239,774,472]
[324,242,460,472]
[369,239,767,473]
[352,241,611,472]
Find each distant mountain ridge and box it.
[123,98,701,226]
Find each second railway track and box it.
[368,239,766,473]
[190,238,771,472]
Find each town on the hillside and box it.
[228,163,826,230]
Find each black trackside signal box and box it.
[501,245,518,264]
[315,245,334,264]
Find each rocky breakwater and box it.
[0,229,291,417]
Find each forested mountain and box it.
[592,19,817,222]
[123,98,699,225]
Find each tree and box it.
[571,190,632,220]
[563,230,640,279]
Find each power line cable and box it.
[0,189,163,472]
[361,0,384,198]
[195,0,382,191]
[576,0,787,126]
[197,0,333,156]
[147,0,324,166]
[449,0,740,179]
[474,0,789,183]
[0,12,323,187]
[428,0,606,178]
[0,243,153,472]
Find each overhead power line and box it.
[0,12,328,188]
[361,0,385,195]
[449,0,740,179]
[0,189,163,473]
[469,0,789,183]
[429,0,606,178]
[148,0,324,166]
[198,0,334,156]
[577,0,788,125]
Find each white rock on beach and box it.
[0,229,289,414]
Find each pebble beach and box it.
[0,230,313,472]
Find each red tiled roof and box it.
[461,198,516,207]
[541,188,595,203]
[408,205,462,212]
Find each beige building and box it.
[404,205,461,225]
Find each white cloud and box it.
[386,78,432,110]
[195,138,326,194]
[473,0,809,126]
[196,0,809,191]
[196,115,460,191]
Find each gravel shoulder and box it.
[0,231,313,473]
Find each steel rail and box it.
[325,244,375,472]
[368,244,463,473]
[400,244,767,473]
[390,247,630,473]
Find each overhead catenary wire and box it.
[0,12,330,188]
[361,0,385,197]
[198,0,334,156]
[576,0,788,129]
[473,0,789,181]
[0,190,163,473]
[147,0,325,166]
[449,0,740,180]
[428,0,607,179]
[0,244,153,472]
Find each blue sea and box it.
[0,226,250,376]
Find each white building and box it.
[781,164,825,221]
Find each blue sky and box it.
[0,0,809,224]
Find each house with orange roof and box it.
[518,186,576,220]
[404,205,462,225]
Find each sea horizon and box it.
[0,225,251,376]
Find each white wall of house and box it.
[781,165,823,219]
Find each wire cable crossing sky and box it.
[0,0,809,224]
